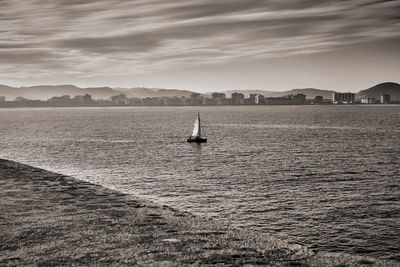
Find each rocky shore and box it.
[0,159,395,266]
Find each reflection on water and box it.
[190,142,203,164]
[0,105,399,262]
[190,142,204,151]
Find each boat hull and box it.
[187,137,207,143]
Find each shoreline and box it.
[0,159,395,266]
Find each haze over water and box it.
[1,105,399,262]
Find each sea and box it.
[1,105,399,262]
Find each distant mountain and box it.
[0,85,18,100]
[0,85,120,100]
[117,87,207,98]
[357,82,400,100]
[1,82,399,101]
[219,88,335,99]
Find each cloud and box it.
[0,0,399,80]
[55,33,162,53]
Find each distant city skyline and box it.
[1,0,399,92]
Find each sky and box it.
[1,0,399,92]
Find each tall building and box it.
[231,92,244,105]
[255,95,265,104]
[212,92,230,105]
[381,94,391,104]
[211,92,226,100]
[247,94,258,105]
[83,94,92,102]
[332,92,355,104]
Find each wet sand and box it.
[0,159,395,266]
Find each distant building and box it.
[381,94,391,104]
[111,94,128,105]
[217,98,232,105]
[47,95,72,106]
[264,94,306,105]
[211,92,229,105]
[211,92,226,100]
[190,93,201,99]
[15,96,26,101]
[83,94,92,102]
[128,97,143,106]
[10,99,44,107]
[142,97,163,106]
[332,92,355,104]
[164,97,184,106]
[73,94,92,103]
[292,94,306,105]
[265,96,291,105]
[361,97,377,104]
[231,92,244,105]
[0,96,5,101]
[314,96,324,104]
[49,95,70,101]
[73,95,84,101]
[204,98,216,105]
[185,97,202,106]
[255,95,265,104]
[246,94,258,105]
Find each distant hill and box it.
[117,87,206,98]
[0,84,208,100]
[0,85,120,100]
[357,82,400,100]
[0,85,18,100]
[1,82,399,101]
[219,88,335,99]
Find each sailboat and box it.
[187,113,207,143]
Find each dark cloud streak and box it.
[56,33,162,53]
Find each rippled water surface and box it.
[1,106,399,261]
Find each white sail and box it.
[192,116,200,137]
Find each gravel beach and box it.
[0,159,395,266]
